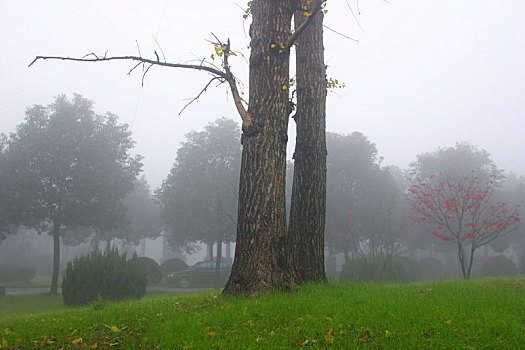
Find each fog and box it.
[1,0,523,189]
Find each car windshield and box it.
[190,261,231,270]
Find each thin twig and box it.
[83,52,100,59]
[323,25,359,42]
[344,0,364,32]
[135,40,142,57]
[178,76,223,115]
[152,35,167,62]
[142,63,154,87]
[127,61,143,75]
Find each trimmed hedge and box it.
[418,257,444,280]
[160,258,188,276]
[62,248,147,306]
[340,254,421,283]
[131,257,162,285]
[480,255,517,277]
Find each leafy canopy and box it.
[0,94,142,235]
[156,118,241,252]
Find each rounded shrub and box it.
[480,255,517,277]
[418,257,444,280]
[62,248,147,306]
[131,257,162,285]
[340,254,421,282]
[160,258,188,276]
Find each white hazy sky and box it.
[1,0,524,188]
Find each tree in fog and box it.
[0,94,142,293]
[92,176,162,248]
[157,118,241,286]
[0,135,11,241]
[488,174,525,255]
[325,132,403,261]
[407,143,521,279]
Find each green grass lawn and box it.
[1,278,524,349]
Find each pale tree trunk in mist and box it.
[50,217,61,294]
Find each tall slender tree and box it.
[288,0,328,284]
[157,118,240,288]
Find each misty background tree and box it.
[325,132,397,259]
[90,176,162,249]
[407,142,521,279]
[0,134,12,241]
[157,118,241,287]
[0,94,142,293]
[488,174,525,257]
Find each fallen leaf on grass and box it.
[105,325,120,333]
[324,327,334,344]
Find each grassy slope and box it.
[0,279,524,349]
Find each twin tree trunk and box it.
[224,0,296,294]
[288,0,327,283]
[224,0,327,294]
[30,0,328,296]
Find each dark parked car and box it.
[167,260,232,288]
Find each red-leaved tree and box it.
[329,203,406,263]
[407,172,521,279]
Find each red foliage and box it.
[407,173,520,246]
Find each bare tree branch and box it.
[29,51,253,126]
[29,55,227,77]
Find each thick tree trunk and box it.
[288,0,327,284]
[50,219,61,294]
[224,0,296,295]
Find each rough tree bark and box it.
[223,0,297,295]
[288,0,328,283]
